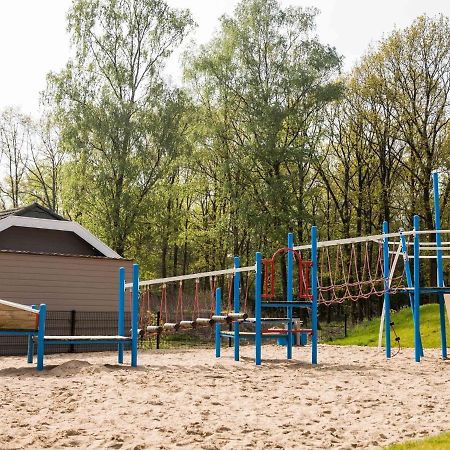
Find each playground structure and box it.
[130,171,449,365]
[126,242,318,366]
[1,171,449,367]
[0,265,140,370]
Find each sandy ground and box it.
[0,344,449,450]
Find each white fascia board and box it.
[0,298,38,313]
[0,216,121,259]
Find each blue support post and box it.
[287,232,294,360]
[432,170,448,360]
[311,226,318,365]
[400,231,424,357]
[36,304,46,371]
[27,304,36,364]
[255,252,262,365]
[233,257,240,361]
[118,267,125,364]
[215,287,222,358]
[400,231,416,311]
[131,263,139,368]
[413,215,421,362]
[383,221,391,359]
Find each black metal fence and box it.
[1,309,352,357]
[0,311,131,356]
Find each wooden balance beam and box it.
[0,299,39,331]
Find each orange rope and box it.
[176,281,183,323]
[209,276,217,315]
[160,284,168,323]
[192,279,200,321]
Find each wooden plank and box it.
[0,301,38,331]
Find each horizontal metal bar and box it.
[220,331,287,339]
[0,330,37,336]
[43,340,132,345]
[294,231,409,250]
[243,317,300,323]
[261,301,312,308]
[38,335,131,341]
[419,255,450,259]
[390,241,450,246]
[125,265,255,288]
[294,229,450,251]
[399,287,450,293]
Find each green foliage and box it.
[46,0,194,254]
[386,432,450,449]
[181,0,342,271]
[329,304,450,349]
[2,2,450,332]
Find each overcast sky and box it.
[0,0,449,117]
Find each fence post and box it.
[344,314,347,338]
[70,309,76,354]
[156,311,161,350]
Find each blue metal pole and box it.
[413,215,421,362]
[118,267,125,364]
[234,256,240,361]
[400,231,423,357]
[27,304,36,364]
[215,287,222,358]
[383,221,391,359]
[36,304,46,371]
[287,232,294,360]
[400,231,416,311]
[432,170,448,360]
[255,252,262,365]
[311,226,318,365]
[131,263,139,367]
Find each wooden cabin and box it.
[0,203,133,355]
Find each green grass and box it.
[385,431,450,449]
[328,304,449,348]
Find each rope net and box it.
[317,240,404,305]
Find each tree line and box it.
[1,0,450,321]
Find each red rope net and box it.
[317,241,404,305]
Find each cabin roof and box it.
[0,203,67,221]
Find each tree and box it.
[360,15,450,230]
[0,108,32,208]
[184,0,342,253]
[46,0,193,254]
[23,118,64,212]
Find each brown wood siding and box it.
[0,301,38,331]
[0,253,134,312]
[0,226,103,256]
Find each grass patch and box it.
[386,431,450,449]
[328,304,449,348]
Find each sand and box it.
[0,344,449,450]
